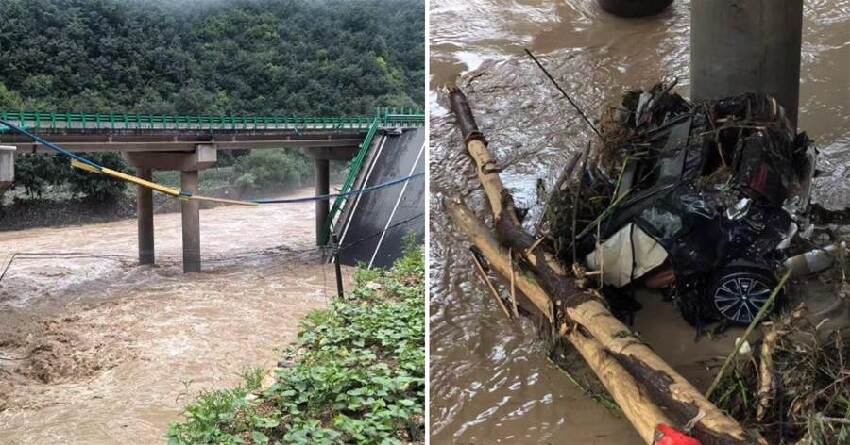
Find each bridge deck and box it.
[2,130,367,153]
[0,110,424,153]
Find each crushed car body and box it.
[555,84,826,325]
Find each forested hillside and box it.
[0,0,424,115]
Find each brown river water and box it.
[0,187,350,444]
[429,0,850,443]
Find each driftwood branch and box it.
[447,199,669,443]
[470,250,514,320]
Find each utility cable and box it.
[251,172,424,204]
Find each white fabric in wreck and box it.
[586,223,669,288]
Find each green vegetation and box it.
[0,0,424,203]
[153,150,318,194]
[13,153,127,200]
[167,246,425,445]
[0,0,423,115]
[230,150,312,192]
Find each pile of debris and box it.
[448,77,850,443]
[711,299,850,443]
[543,82,836,327]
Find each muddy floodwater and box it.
[429,0,850,443]
[0,187,350,445]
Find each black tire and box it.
[597,0,674,18]
[708,268,780,324]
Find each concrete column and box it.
[597,0,673,17]
[0,146,15,193]
[691,0,804,128]
[315,158,330,245]
[137,168,155,265]
[180,170,201,273]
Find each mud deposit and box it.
[0,186,349,445]
[430,0,850,443]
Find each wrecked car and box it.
[565,87,818,325]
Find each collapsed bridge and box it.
[0,109,425,272]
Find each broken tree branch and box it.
[470,250,514,320]
[447,201,553,321]
[508,248,520,318]
[756,323,779,422]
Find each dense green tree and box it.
[0,0,424,116]
[0,0,423,201]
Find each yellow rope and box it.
[70,159,258,206]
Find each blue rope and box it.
[0,118,102,169]
[251,172,424,204]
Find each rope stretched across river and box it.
[252,172,423,204]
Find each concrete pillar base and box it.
[181,170,201,273]
[137,168,155,265]
[597,0,673,18]
[124,146,214,273]
[315,159,331,245]
[0,146,16,193]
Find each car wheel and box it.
[709,268,779,324]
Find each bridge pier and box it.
[301,147,359,246]
[137,168,155,265]
[597,0,673,17]
[124,145,216,273]
[0,146,15,193]
[315,158,330,245]
[691,0,804,128]
[181,170,201,273]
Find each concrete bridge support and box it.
[691,0,804,129]
[315,158,330,245]
[301,146,358,246]
[181,170,201,273]
[0,146,15,193]
[137,168,155,265]
[597,0,673,17]
[124,144,216,273]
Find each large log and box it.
[447,200,670,443]
[449,88,567,279]
[446,86,765,445]
[568,300,766,445]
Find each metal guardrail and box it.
[320,116,383,245]
[319,110,426,244]
[0,107,424,132]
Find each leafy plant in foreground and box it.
[167,246,425,445]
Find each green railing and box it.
[320,116,383,245]
[319,108,425,244]
[0,107,424,132]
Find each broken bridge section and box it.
[0,109,424,272]
[330,128,425,269]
